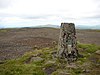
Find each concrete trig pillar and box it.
[58,23,78,62]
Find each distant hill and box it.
[76,25,100,29]
[38,24,100,29]
[34,24,100,29]
[0,24,100,29]
[34,24,60,28]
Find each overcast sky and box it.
[0,0,100,28]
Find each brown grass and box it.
[0,28,100,61]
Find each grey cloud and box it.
[94,0,100,2]
[0,13,17,17]
[24,16,48,19]
[22,13,76,20]
[22,14,55,20]
[92,14,100,18]
[0,13,12,17]
[94,0,100,7]
[83,14,100,19]
[0,12,52,20]
[0,0,14,8]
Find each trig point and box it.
[58,23,78,62]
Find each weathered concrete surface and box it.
[58,23,78,62]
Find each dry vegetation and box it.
[0,28,100,61]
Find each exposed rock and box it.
[25,56,43,64]
[0,61,5,64]
[31,56,43,62]
[57,72,71,75]
[82,69,90,73]
[51,69,71,75]
[95,50,100,55]
[82,62,91,67]
[66,63,78,69]
[45,60,56,65]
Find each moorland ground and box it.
[0,28,100,61]
[0,28,100,75]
